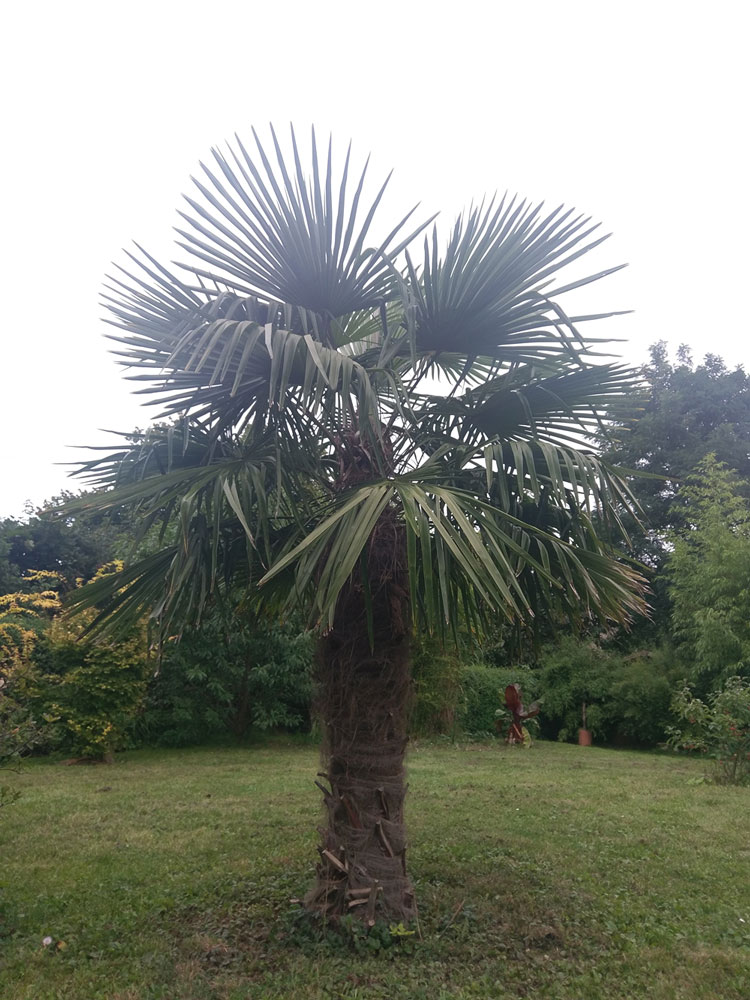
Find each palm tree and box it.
[69,126,646,925]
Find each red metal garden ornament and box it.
[504,684,540,745]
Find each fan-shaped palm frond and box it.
[399,196,628,365]
[174,125,434,323]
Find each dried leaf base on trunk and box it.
[306,508,415,925]
[307,636,415,924]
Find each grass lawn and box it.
[1,738,748,999]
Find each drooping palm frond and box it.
[64,423,310,635]
[257,473,645,636]
[367,357,644,550]
[483,441,641,540]
[383,433,640,550]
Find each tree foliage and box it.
[64,126,648,640]
[30,563,150,760]
[668,676,750,785]
[596,342,750,650]
[0,495,127,596]
[667,455,750,692]
[0,572,61,807]
[603,342,750,561]
[136,605,313,746]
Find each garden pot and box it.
[578,728,592,746]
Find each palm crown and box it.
[70,125,644,639]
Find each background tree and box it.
[0,564,149,763]
[0,572,62,654]
[0,494,127,596]
[68,126,646,924]
[597,343,750,647]
[137,603,313,746]
[603,342,750,563]
[667,455,750,693]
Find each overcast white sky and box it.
[1,0,747,518]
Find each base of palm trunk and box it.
[306,622,415,925]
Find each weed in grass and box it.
[278,909,417,957]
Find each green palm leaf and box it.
[174,125,434,321]
[257,475,645,635]
[402,196,628,363]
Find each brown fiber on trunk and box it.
[305,430,415,925]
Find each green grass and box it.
[1,739,749,999]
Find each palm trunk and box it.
[305,500,416,925]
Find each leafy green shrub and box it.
[35,618,150,760]
[536,638,679,746]
[456,664,539,736]
[537,638,613,741]
[410,636,463,736]
[0,665,44,811]
[411,637,542,739]
[607,647,679,745]
[456,664,500,735]
[20,564,151,760]
[668,676,750,785]
[1,573,61,785]
[136,610,313,747]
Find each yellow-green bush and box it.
[30,563,150,760]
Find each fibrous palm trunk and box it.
[305,497,416,925]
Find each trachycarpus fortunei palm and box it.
[70,125,646,924]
